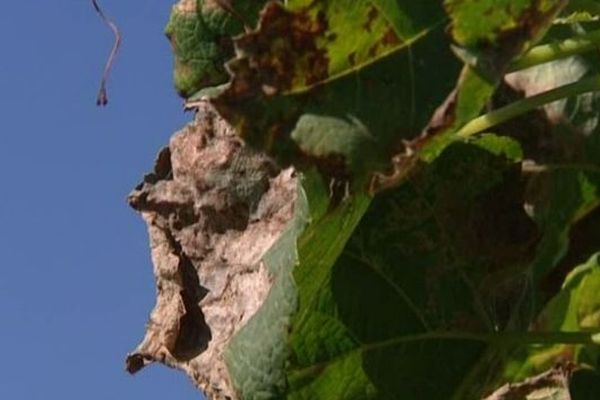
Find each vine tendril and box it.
[92,0,122,106]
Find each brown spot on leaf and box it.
[381,28,401,47]
[363,6,379,32]
[232,2,330,94]
[366,28,401,60]
[368,44,378,59]
[348,51,356,66]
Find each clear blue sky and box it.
[0,1,202,398]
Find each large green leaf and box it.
[207,0,569,196]
[417,0,568,165]
[212,2,587,399]
[285,136,537,399]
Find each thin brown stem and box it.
[92,0,122,106]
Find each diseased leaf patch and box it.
[213,0,459,192]
[230,1,442,96]
[446,0,567,51]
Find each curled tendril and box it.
[92,0,122,106]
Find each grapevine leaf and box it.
[283,136,536,399]
[125,103,300,400]
[225,169,373,399]
[205,0,567,195]
[133,1,600,399]
[418,0,568,164]
[445,0,568,75]
[212,0,460,189]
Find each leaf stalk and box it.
[456,74,600,137]
[510,29,600,72]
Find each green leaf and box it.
[223,168,372,399]
[283,137,533,399]
[222,134,530,399]
[224,177,309,399]
[236,0,446,95]
[501,55,600,282]
[203,0,567,195]
[446,0,567,49]
[505,253,600,381]
[213,0,460,188]
[528,168,600,281]
[165,0,268,97]
[421,0,569,161]
[209,2,571,395]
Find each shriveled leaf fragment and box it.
[166,0,269,97]
[485,364,572,400]
[126,102,298,400]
